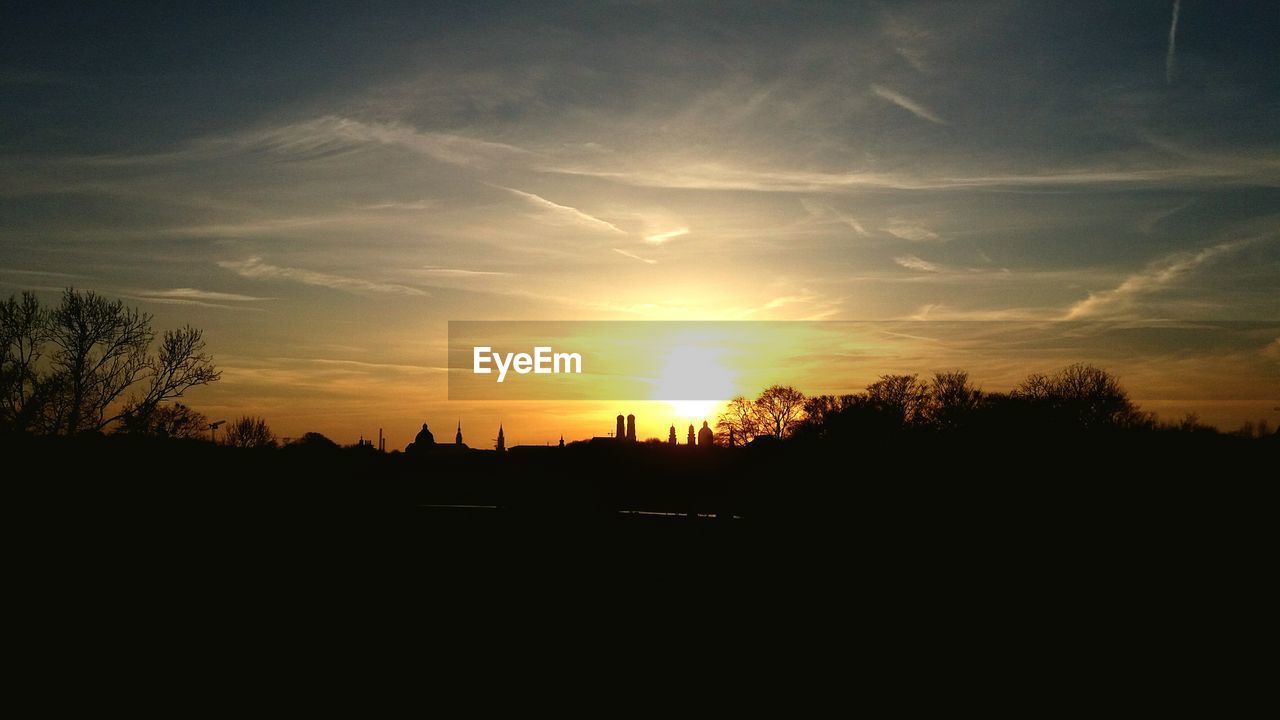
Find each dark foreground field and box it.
[7,429,1273,668]
[9,430,1273,544]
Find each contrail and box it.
[1166,0,1181,84]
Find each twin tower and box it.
[615,414,636,442]
[616,413,714,446]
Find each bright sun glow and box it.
[652,343,736,422]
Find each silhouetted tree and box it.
[0,288,220,435]
[0,292,48,432]
[754,385,806,439]
[118,402,209,440]
[865,374,930,427]
[1014,363,1139,430]
[927,371,983,430]
[797,394,859,437]
[223,416,276,449]
[716,395,763,446]
[290,432,339,449]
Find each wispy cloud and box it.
[416,266,510,277]
[133,287,268,302]
[894,255,943,273]
[1166,0,1181,84]
[0,268,84,279]
[356,200,435,211]
[243,115,532,168]
[800,199,870,236]
[612,248,657,265]
[644,227,689,244]
[122,287,271,310]
[871,84,948,125]
[501,186,625,234]
[218,257,428,296]
[1065,239,1246,319]
[551,161,1280,194]
[884,222,942,242]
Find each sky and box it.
[2,1,1277,446]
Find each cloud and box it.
[884,222,942,242]
[132,287,268,302]
[550,161,1280,194]
[1264,338,1280,361]
[242,115,532,168]
[611,248,657,264]
[1166,0,1181,84]
[644,227,689,244]
[218,257,427,296]
[356,200,435,211]
[417,267,510,277]
[500,186,626,234]
[1065,239,1245,319]
[121,287,271,310]
[800,199,870,236]
[894,255,944,273]
[0,268,83,279]
[871,84,948,125]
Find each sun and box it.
[651,343,735,422]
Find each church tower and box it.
[626,414,636,442]
[668,424,677,445]
[455,421,463,446]
[616,414,625,439]
[687,424,696,445]
[496,424,505,452]
[698,420,713,447]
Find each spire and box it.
[455,420,463,446]
[496,423,505,452]
[558,434,565,448]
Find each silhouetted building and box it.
[416,423,435,445]
[559,435,565,448]
[626,414,636,442]
[405,422,436,454]
[687,424,696,445]
[616,414,625,439]
[698,420,714,447]
[455,421,463,446]
[496,424,505,452]
[668,424,677,445]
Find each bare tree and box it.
[928,371,983,430]
[0,292,48,432]
[716,395,763,446]
[1015,363,1139,429]
[865,374,930,426]
[119,402,209,440]
[1,288,221,435]
[754,385,806,439]
[223,416,277,448]
[122,325,221,429]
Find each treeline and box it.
[1,289,218,436]
[717,364,1275,444]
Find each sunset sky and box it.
[2,1,1277,447]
